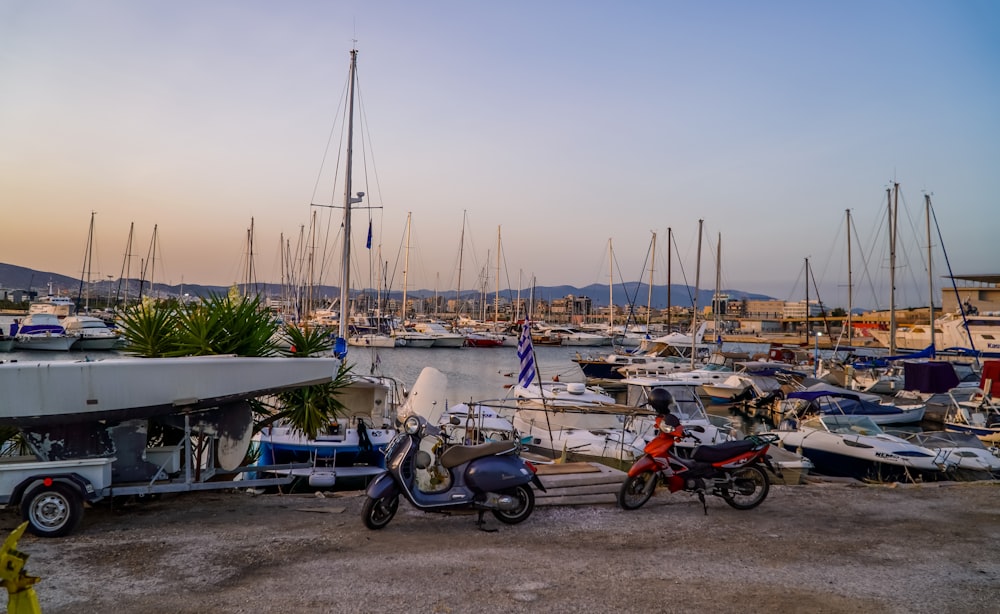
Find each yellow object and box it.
[0,522,41,614]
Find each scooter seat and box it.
[439,441,518,469]
[691,440,756,464]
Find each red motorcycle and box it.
[618,417,780,514]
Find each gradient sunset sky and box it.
[2,1,997,310]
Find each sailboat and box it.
[253,48,405,488]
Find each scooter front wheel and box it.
[618,471,657,510]
[492,484,535,525]
[721,465,769,510]
[362,493,399,530]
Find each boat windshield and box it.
[819,415,883,436]
[625,384,707,422]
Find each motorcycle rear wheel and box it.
[492,484,535,524]
[618,471,656,510]
[721,465,769,510]
[362,493,400,530]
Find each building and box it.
[782,300,825,319]
[941,274,1000,315]
[744,299,786,320]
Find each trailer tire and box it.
[21,482,84,538]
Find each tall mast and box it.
[77,211,96,311]
[925,193,935,350]
[691,219,703,369]
[714,232,721,348]
[336,48,361,351]
[805,257,810,342]
[455,210,466,317]
[667,227,673,332]
[646,231,655,330]
[888,183,898,355]
[116,221,134,308]
[402,212,411,325]
[846,209,853,346]
[495,226,501,325]
[608,238,613,330]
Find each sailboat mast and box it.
[337,48,359,347]
[495,226,501,325]
[77,211,96,311]
[667,227,673,332]
[116,221,134,309]
[925,193,934,349]
[691,219,703,369]
[846,209,853,346]
[402,212,411,325]
[805,257,810,342]
[715,232,721,347]
[889,183,898,355]
[455,210,466,318]
[608,238,613,331]
[646,231,655,331]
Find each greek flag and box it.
[517,321,535,388]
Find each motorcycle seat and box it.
[691,440,756,464]
[439,441,518,469]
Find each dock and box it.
[533,462,626,506]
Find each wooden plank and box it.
[534,462,602,476]
[536,483,624,498]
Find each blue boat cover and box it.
[902,361,960,394]
[852,344,936,369]
[786,390,902,416]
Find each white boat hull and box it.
[13,334,77,351]
[0,356,340,426]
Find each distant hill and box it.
[0,262,775,308]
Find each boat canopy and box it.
[902,361,960,394]
[853,344,936,369]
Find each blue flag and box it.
[516,321,535,388]
[366,220,372,249]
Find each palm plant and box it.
[255,361,354,440]
[116,293,352,438]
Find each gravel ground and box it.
[8,480,999,614]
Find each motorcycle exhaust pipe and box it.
[486,493,519,510]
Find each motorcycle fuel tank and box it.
[464,456,532,492]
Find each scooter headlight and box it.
[404,415,421,435]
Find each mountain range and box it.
[0,262,775,309]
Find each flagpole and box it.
[517,317,558,460]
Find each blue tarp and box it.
[902,361,960,394]
[852,344,936,369]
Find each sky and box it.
[1,0,998,311]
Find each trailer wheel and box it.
[21,482,84,538]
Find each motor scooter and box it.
[618,420,780,514]
[362,414,546,530]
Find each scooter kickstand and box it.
[476,510,498,533]
[698,491,708,515]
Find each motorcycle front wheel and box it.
[721,465,770,510]
[618,471,656,510]
[492,484,535,524]
[362,493,400,530]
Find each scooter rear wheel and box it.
[491,484,535,525]
[721,465,769,510]
[362,493,399,530]
[618,471,656,510]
